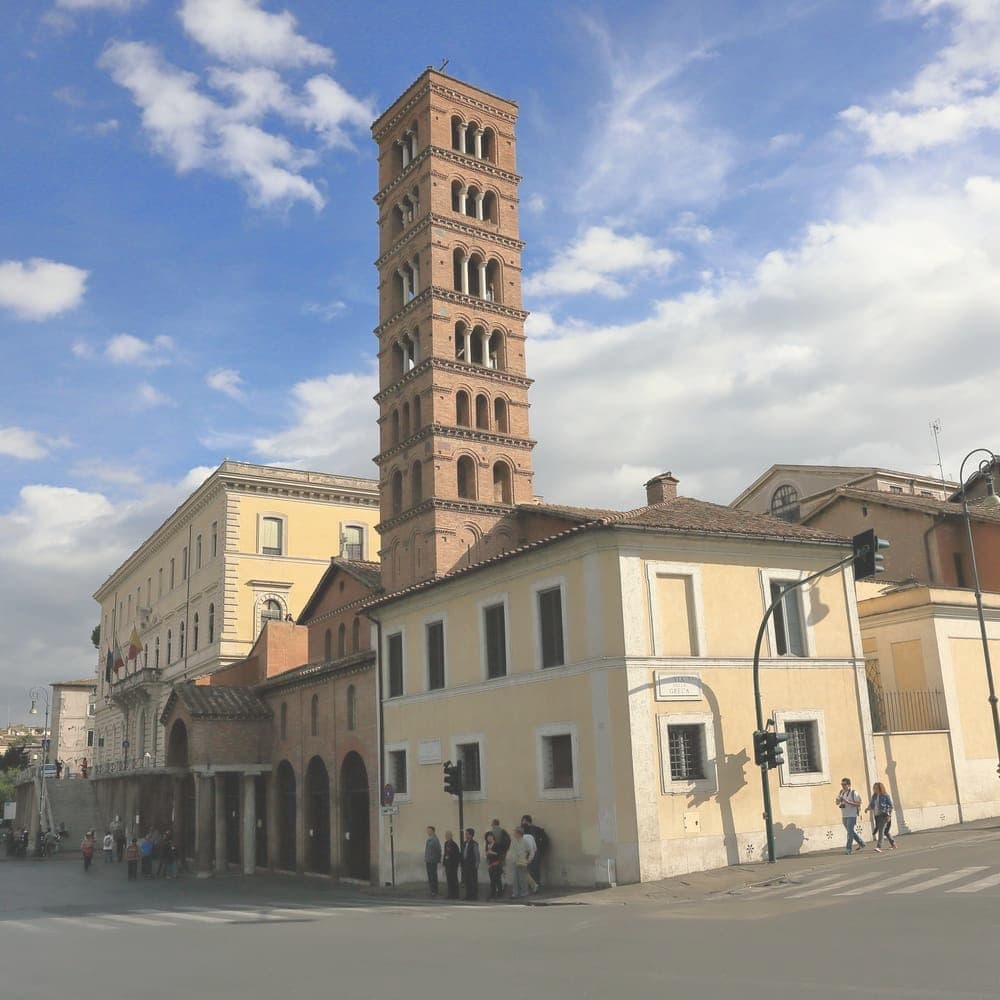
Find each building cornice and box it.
[375,423,536,466]
[376,496,515,535]
[374,145,521,206]
[375,213,524,270]
[375,356,533,403]
[375,287,527,337]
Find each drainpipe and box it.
[363,608,384,885]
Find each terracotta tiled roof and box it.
[338,559,382,589]
[809,487,1000,524]
[297,557,384,623]
[164,682,272,722]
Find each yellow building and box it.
[370,481,872,887]
[92,461,378,772]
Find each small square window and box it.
[888,485,904,494]
[388,749,407,795]
[666,724,705,781]
[456,742,481,793]
[387,633,404,698]
[785,721,822,774]
[542,733,574,790]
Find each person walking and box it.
[461,828,480,901]
[139,832,154,878]
[836,777,865,855]
[484,831,504,900]
[508,827,536,899]
[520,814,548,890]
[125,838,140,881]
[114,824,126,862]
[102,830,114,863]
[489,819,511,892]
[442,831,461,900]
[80,830,96,872]
[424,826,442,897]
[865,782,897,852]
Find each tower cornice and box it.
[375,213,525,270]
[374,145,521,207]
[374,357,533,404]
[374,423,536,467]
[375,496,517,536]
[375,287,527,336]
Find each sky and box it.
[1,0,999,718]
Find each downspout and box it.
[363,608,384,885]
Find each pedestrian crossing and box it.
[770,865,1000,900]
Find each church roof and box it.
[161,682,272,724]
[297,557,383,623]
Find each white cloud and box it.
[527,174,1000,509]
[179,0,333,68]
[524,311,556,338]
[303,298,346,320]
[100,41,372,209]
[768,132,803,154]
[524,227,676,299]
[136,383,172,408]
[841,0,1000,154]
[253,369,378,475]
[104,333,174,366]
[206,368,245,399]
[0,427,62,460]
[0,258,88,320]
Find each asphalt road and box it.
[1,830,998,1000]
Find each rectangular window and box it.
[211,521,218,558]
[158,568,163,598]
[888,485,904,494]
[541,733,574,790]
[786,721,821,774]
[387,632,404,698]
[538,587,565,668]
[169,558,175,590]
[343,525,364,561]
[667,724,705,781]
[146,577,151,605]
[87,703,96,717]
[483,603,507,679]
[770,581,806,656]
[388,749,407,795]
[182,546,188,581]
[261,516,283,556]
[456,742,482,793]
[196,535,202,570]
[426,621,445,690]
[87,730,94,748]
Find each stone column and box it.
[401,136,410,168]
[195,774,213,876]
[242,773,256,876]
[214,773,227,875]
[397,268,410,302]
[460,254,470,295]
[481,330,492,369]
[473,128,483,159]
[172,776,184,854]
[475,192,485,221]
[457,122,467,152]
[478,260,488,299]
[463,328,472,364]
[410,257,419,296]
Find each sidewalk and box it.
[363,818,1000,908]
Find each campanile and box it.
[371,71,535,590]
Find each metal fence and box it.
[869,688,948,733]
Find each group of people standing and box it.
[424,815,549,901]
[79,826,179,879]
[836,778,898,855]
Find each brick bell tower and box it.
[371,71,535,591]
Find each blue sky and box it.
[2,0,999,715]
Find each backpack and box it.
[532,825,549,854]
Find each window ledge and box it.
[539,788,580,801]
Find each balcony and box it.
[106,665,163,704]
[869,688,948,734]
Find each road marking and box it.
[947,870,1000,894]
[785,871,877,898]
[196,908,286,922]
[149,910,229,923]
[101,913,176,927]
[42,916,108,929]
[889,867,989,894]
[265,907,337,918]
[836,869,937,896]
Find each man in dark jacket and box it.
[442,831,461,899]
[424,826,442,896]
[461,828,480,901]
[521,814,548,890]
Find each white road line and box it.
[836,869,937,896]
[101,913,177,927]
[947,870,1000,894]
[196,908,286,921]
[265,907,338,918]
[889,867,989,894]
[157,910,229,923]
[12,921,51,933]
[785,871,879,898]
[42,916,109,929]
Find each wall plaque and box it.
[418,738,442,765]
[654,672,702,702]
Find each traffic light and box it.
[852,529,890,580]
[443,760,463,796]
[753,730,769,767]
[765,731,789,770]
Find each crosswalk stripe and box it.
[158,911,229,923]
[889,867,989,894]
[196,908,286,921]
[43,916,107,929]
[785,872,875,898]
[836,869,937,895]
[265,907,337,918]
[101,913,176,927]
[947,870,1000,894]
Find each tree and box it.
[0,742,29,772]
[91,624,101,650]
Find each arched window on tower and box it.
[493,462,513,505]
[466,185,483,221]
[451,115,464,152]
[494,397,509,433]
[470,325,487,365]
[466,119,482,157]
[402,401,411,439]
[391,471,403,516]
[468,253,484,297]
[390,409,400,446]
[391,342,405,379]
[451,180,466,214]
[453,248,468,295]
[400,331,417,371]
[456,391,471,427]
[413,394,422,430]
[489,330,505,370]
[457,456,477,500]
[455,322,469,362]
[485,259,501,302]
[475,394,489,430]
[481,127,496,163]
[411,460,423,504]
[482,190,498,224]
[338,623,346,657]
[351,616,361,652]
[324,628,332,661]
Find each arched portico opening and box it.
[340,752,370,880]
[276,760,297,871]
[305,756,331,874]
[166,719,188,767]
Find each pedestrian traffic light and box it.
[852,529,890,580]
[765,731,789,770]
[753,730,769,767]
[443,760,462,796]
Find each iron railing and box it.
[870,688,948,733]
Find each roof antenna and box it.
[439,58,449,71]
[930,418,945,483]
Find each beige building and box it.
[92,461,378,774]
[49,679,96,777]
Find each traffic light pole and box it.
[753,552,856,862]
[457,762,464,835]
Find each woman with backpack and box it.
[865,781,897,852]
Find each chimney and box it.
[645,472,679,505]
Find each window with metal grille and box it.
[426,621,445,690]
[770,581,806,656]
[387,632,404,697]
[785,721,821,773]
[457,742,481,792]
[667,724,705,781]
[538,587,565,668]
[388,749,407,794]
[343,525,363,560]
[483,603,507,678]
[770,484,800,522]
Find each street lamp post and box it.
[28,686,51,766]
[957,448,1000,778]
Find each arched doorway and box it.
[305,756,331,874]
[276,760,297,871]
[340,752,370,880]
[166,719,188,767]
